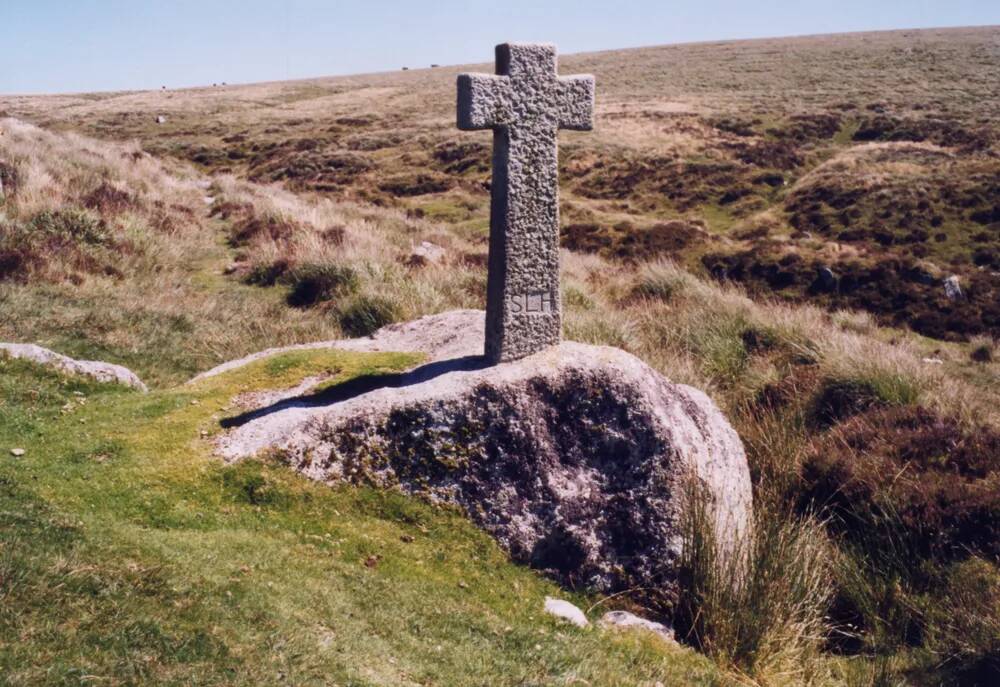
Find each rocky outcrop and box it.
[0,343,147,391]
[190,309,485,383]
[214,312,752,598]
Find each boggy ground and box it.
[1,26,1000,687]
[3,26,998,341]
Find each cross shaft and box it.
[457,43,594,364]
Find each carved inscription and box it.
[509,291,555,314]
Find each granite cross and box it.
[457,43,594,364]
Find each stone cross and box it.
[457,43,594,364]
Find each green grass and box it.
[0,351,720,686]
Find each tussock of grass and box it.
[338,294,401,337]
[285,263,359,308]
[674,480,834,684]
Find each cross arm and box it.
[457,73,513,130]
[556,75,595,131]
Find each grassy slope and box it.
[0,351,719,686]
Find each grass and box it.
[0,352,721,686]
[674,479,834,685]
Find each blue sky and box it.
[1,0,997,94]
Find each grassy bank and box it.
[0,351,721,686]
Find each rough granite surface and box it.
[0,343,147,391]
[458,44,595,364]
[189,309,486,383]
[214,313,751,596]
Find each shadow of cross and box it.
[457,43,594,364]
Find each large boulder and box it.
[214,311,751,597]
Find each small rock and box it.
[544,597,589,628]
[943,275,963,301]
[156,115,167,124]
[598,610,675,642]
[10,448,25,457]
[407,241,446,267]
[922,357,944,365]
[203,196,215,205]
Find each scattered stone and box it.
[458,43,594,363]
[216,313,753,596]
[598,610,675,642]
[943,275,963,300]
[544,597,589,628]
[10,448,25,457]
[407,241,446,267]
[0,343,147,391]
[156,115,167,124]
[922,357,944,365]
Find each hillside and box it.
[1,27,999,686]
[4,26,999,342]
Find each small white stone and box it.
[544,597,589,628]
[408,241,446,266]
[10,448,25,457]
[943,275,963,301]
[598,610,675,643]
[922,357,944,365]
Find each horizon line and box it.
[2,22,996,98]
